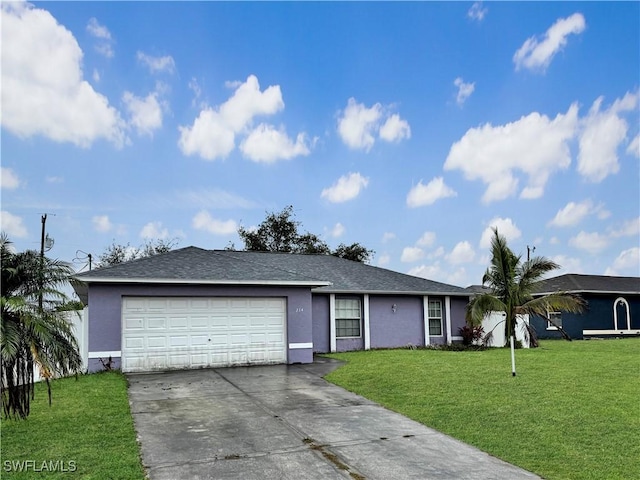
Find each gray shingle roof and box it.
[74,247,468,295]
[534,274,640,295]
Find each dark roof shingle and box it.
[534,273,640,294]
[74,247,467,295]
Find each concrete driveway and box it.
[127,358,540,479]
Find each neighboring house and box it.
[72,247,469,373]
[530,274,640,340]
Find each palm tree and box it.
[1,234,82,419]
[466,228,586,349]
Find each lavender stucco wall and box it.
[450,296,469,340]
[312,295,330,353]
[336,337,364,352]
[86,283,314,370]
[370,296,424,348]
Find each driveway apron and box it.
[127,358,540,480]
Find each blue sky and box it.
[2,1,639,287]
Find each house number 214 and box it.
[295,307,304,313]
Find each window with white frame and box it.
[428,300,443,336]
[335,297,361,338]
[547,310,562,330]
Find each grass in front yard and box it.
[326,339,640,480]
[0,371,145,479]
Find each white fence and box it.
[482,312,530,348]
[34,307,89,382]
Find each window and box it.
[547,311,562,330]
[335,298,361,338]
[428,300,443,336]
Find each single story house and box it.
[530,274,640,340]
[73,247,470,373]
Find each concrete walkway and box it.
[127,358,540,479]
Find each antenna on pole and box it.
[527,245,536,262]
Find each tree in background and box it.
[1,233,82,419]
[97,238,179,268]
[237,206,374,263]
[466,228,585,349]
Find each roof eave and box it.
[72,276,331,288]
[313,288,469,296]
[534,289,640,296]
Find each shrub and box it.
[459,325,485,346]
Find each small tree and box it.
[97,238,179,268]
[332,242,374,264]
[466,228,586,353]
[238,206,374,262]
[1,233,82,419]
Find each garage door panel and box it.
[122,297,286,372]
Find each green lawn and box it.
[0,372,145,479]
[326,339,640,480]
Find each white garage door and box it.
[121,297,286,372]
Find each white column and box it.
[423,296,430,346]
[445,296,452,345]
[329,294,336,352]
[363,294,370,350]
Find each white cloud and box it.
[568,231,609,254]
[321,172,369,203]
[1,3,126,147]
[1,211,28,238]
[577,91,639,182]
[123,91,163,137]
[192,210,237,235]
[86,18,114,58]
[428,246,445,259]
[1,167,20,189]
[551,254,584,275]
[140,221,168,239]
[548,199,596,227]
[382,232,396,243]
[408,263,441,279]
[406,177,457,207]
[627,134,640,158]
[188,78,202,106]
[337,98,382,151]
[178,75,284,160]
[46,176,64,183]
[377,253,391,266]
[513,13,586,72]
[446,241,475,265]
[408,262,467,286]
[337,98,410,151]
[609,217,640,238]
[468,2,488,22]
[136,51,175,74]
[480,217,522,249]
[86,17,111,40]
[92,215,112,233]
[379,114,411,143]
[240,124,312,163]
[453,77,475,106]
[605,247,640,276]
[175,188,258,209]
[329,222,345,238]
[401,246,425,263]
[444,104,578,203]
[416,231,436,248]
